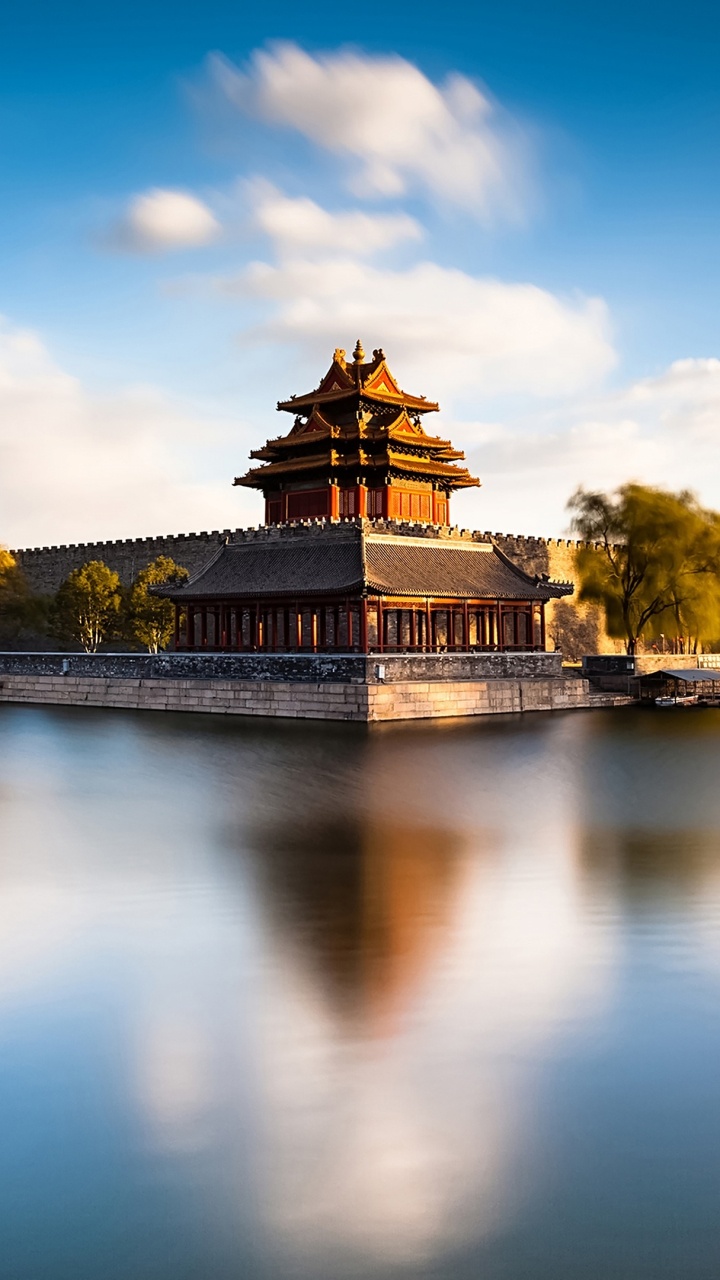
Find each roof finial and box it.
[333,347,346,367]
[353,339,365,364]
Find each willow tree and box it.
[127,556,189,653]
[569,484,720,654]
[51,561,122,652]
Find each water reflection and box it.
[245,811,467,1032]
[2,706,720,1279]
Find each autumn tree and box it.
[0,548,36,643]
[51,561,122,652]
[569,484,720,654]
[126,556,189,653]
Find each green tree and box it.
[126,556,189,653]
[51,560,122,652]
[0,548,34,643]
[569,484,720,654]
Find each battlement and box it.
[10,520,602,562]
[9,519,601,599]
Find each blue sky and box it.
[3,0,720,545]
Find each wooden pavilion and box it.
[163,344,573,655]
[234,340,478,526]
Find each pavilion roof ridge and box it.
[276,343,440,414]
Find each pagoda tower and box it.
[234,341,479,525]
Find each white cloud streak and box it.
[451,357,720,535]
[108,188,221,254]
[214,255,616,400]
[246,180,423,257]
[210,43,529,218]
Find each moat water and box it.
[1,703,720,1279]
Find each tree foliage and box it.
[0,548,34,642]
[569,484,720,654]
[51,560,122,652]
[127,556,189,653]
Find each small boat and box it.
[655,694,699,708]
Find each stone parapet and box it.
[0,650,565,683]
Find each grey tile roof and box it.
[363,538,570,599]
[165,529,572,602]
[168,539,363,599]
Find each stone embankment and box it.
[0,653,630,723]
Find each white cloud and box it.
[210,43,528,218]
[247,180,423,257]
[0,317,252,548]
[450,356,720,535]
[108,188,220,253]
[215,255,615,400]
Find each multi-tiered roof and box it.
[234,341,479,518]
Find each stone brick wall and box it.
[0,650,565,683]
[0,672,601,722]
[492,533,622,658]
[11,529,234,595]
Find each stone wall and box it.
[0,672,604,722]
[11,528,233,595]
[0,650,565,683]
[492,533,622,657]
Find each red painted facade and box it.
[236,341,477,527]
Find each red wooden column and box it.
[255,600,261,650]
[410,609,417,651]
[360,599,369,652]
[330,484,340,520]
[174,606,181,650]
[345,597,352,651]
[377,601,384,653]
[357,485,368,518]
[200,607,208,648]
[463,601,470,652]
[426,600,432,651]
[540,603,546,651]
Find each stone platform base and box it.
[0,672,622,722]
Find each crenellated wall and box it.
[10,519,622,657]
[11,528,234,596]
[490,532,622,656]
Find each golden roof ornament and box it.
[333,347,346,367]
[353,339,365,364]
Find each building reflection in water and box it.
[215,724,618,1272]
[246,809,466,1036]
